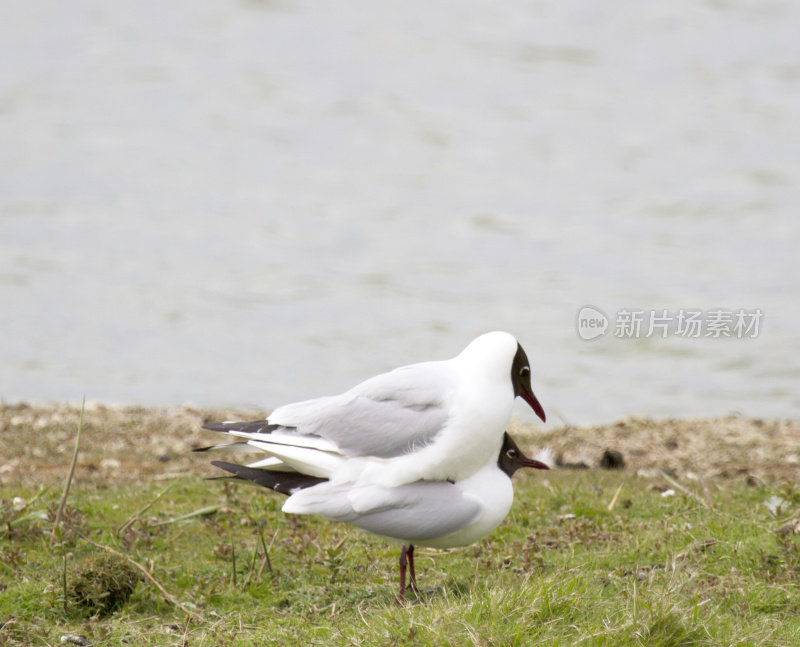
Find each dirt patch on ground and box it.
[0,402,240,487]
[1,403,798,487]
[511,415,800,483]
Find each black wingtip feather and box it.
[210,461,327,495]
[193,441,250,453]
[202,420,280,434]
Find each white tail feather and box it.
[245,440,344,478]
[225,429,339,453]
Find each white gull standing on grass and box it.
[207,432,551,602]
[199,331,547,489]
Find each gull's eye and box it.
[505,449,518,459]
[519,366,530,378]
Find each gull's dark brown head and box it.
[497,432,550,477]
[510,343,546,423]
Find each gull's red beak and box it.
[520,456,550,470]
[520,385,546,423]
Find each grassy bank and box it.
[1,405,799,645]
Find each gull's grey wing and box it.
[283,480,480,541]
[265,360,454,458]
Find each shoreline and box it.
[2,402,798,486]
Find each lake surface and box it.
[2,0,799,424]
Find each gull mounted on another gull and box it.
[208,432,550,602]
[199,331,547,488]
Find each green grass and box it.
[2,471,800,646]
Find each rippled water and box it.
[2,0,798,424]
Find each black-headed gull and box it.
[209,432,549,602]
[201,331,546,488]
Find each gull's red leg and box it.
[407,544,420,595]
[397,544,410,604]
